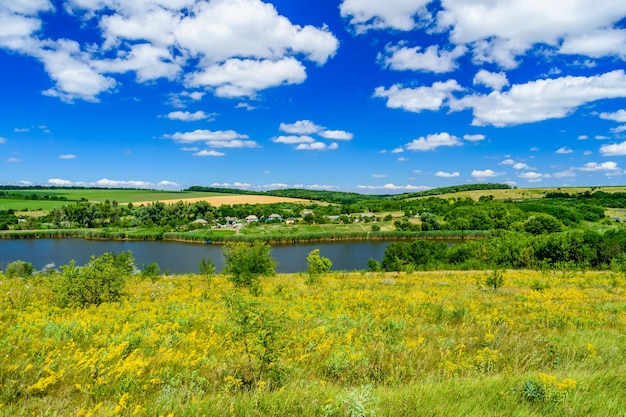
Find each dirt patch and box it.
[131,195,312,207]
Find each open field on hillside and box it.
[131,194,312,207]
[1,269,625,416]
[420,186,626,201]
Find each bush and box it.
[140,262,161,280]
[306,249,332,284]
[222,241,276,295]
[53,251,135,307]
[5,260,34,278]
[485,269,504,290]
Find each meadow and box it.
[1,269,625,416]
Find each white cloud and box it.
[340,0,433,33]
[271,135,316,144]
[406,132,462,151]
[471,169,500,179]
[185,57,307,98]
[611,125,626,134]
[560,28,626,59]
[59,154,76,159]
[372,174,386,178]
[517,171,549,182]
[319,130,353,140]
[463,134,485,142]
[435,171,460,178]
[382,44,467,73]
[599,109,626,122]
[0,137,6,144]
[374,80,463,113]
[500,159,515,165]
[391,147,404,153]
[167,129,249,143]
[437,0,626,67]
[194,150,226,157]
[14,127,29,132]
[579,161,620,171]
[2,0,338,101]
[554,168,577,178]
[48,178,73,186]
[295,142,338,151]
[166,111,214,121]
[556,147,573,154]
[279,120,322,134]
[595,135,610,140]
[578,135,589,140]
[600,141,626,156]
[473,69,509,91]
[452,70,626,127]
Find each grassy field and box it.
[1,269,625,416]
[419,186,626,201]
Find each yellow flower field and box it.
[1,269,625,416]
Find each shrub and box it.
[53,251,135,307]
[140,262,161,280]
[485,269,504,290]
[306,249,332,284]
[5,260,34,278]
[199,257,216,277]
[222,241,276,295]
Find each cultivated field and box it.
[1,269,624,416]
[130,194,312,207]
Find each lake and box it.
[0,238,391,274]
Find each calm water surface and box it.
[0,239,390,273]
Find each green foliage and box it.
[199,257,217,277]
[222,241,276,294]
[485,269,504,290]
[322,385,379,417]
[53,251,134,307]
[524,214,564,235]
[140,262,161,280]
[5,260,34,278]
[367,258,382,272]
[306,249,332,282]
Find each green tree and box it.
[222,241,276,294]
[5,260,34,278]
[53,251,135,307]
[306,249,332,284]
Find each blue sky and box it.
[1,0,626,193]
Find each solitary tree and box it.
[222,241,276,295]
[306,249,332,284]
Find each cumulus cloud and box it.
[517,171,549,182]
[340,0,434,33]
[437,0,626,67]
[271,135,316,144]
[295,142,338,151]
[556,147,574,154]
[167,129,249,143]
[599,109,626,122]
[560,28,626,59]
[319,130,353,140]
[166,111,214,121]
[600,141,626,156]
[279,120,322,134]
[463,134,485,142]
[46,177,179,189]
[59,154,76,159]
[374,80,463,113]
[473,69,509,91]
[406,132,462,151]
[579,161,620,171]
[1,0,339,101]
[194,150,226,157]
[452,70,626,127]
[381,44,467,73]
[471,169,500,179]
[435,171,460,178]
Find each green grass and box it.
[0,190,232,211]
[418,186,626,202]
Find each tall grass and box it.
[0,269,624,416]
